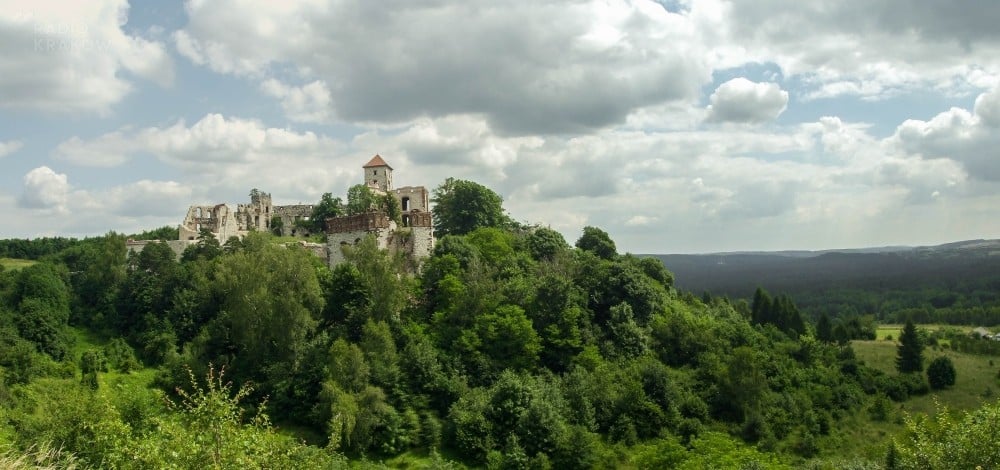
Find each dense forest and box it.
[654,246,1000,327]
[0,179,990,468]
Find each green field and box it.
[827,337,1000,461]
[852,339,999,415]
[875,324,973,341]
[0,258,36,270]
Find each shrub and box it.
[927,356,957,390]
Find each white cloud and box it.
[19,166,70,212]
[0,0,174,113]
[56,113,337,168]
[54,113,356,203]
[101,180,193,217]
[974,88,1000,127]
[625,215,657,226]
[0,140,23,158]
[9,166,199,236]
[893,88,1000,181]
[54,132,134,167]
[260,79,333,123]
[174,0,712,134]
[721,0,1000,100]
[706,77,788,123]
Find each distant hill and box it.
[644,239,1000,323]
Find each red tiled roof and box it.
[363,154,392,169]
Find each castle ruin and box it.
[167,155,434,267]
[325,155,435,267]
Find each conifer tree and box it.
[816,313,833,343]
[896,319,924,373]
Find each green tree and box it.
[575,226,616,260]
[344,236,408,325]
[346,184,377,215]
[896,319,924,374]
[431,178,508,236]
[473,305,542,373]
[13,262,73,359]
[927,356,956,389]
[751,287,773,326]
[181,229,222,262]
[309,192,344,231]
[202,235,323,389]
[526,227,569,261]
[270,216,284,235]
[381,193,402,224]
[816,312,833,342]
[80,349,105,389]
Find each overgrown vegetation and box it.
[0,178,997,468]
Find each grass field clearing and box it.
[852,339,1000,414]
[0,258,36,270]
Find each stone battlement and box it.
[326,212,392,233]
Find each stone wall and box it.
[326,212,392,233]
[126,239,196,260]
[393,186,429,212]
[327,226,395,268]
[179,204,240,241]
[273,204,316,237]
[236,190,272,233]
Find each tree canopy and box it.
[308,192,343,232]
[575,226,617,260]
[431,177,508,236]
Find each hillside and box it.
[647,239,1000,323]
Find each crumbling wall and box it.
[409,226,435,260]
[179,204,239,241]
[273,205,316,237]
[326,212,392,233]
[236,190,272,233]
[393,186,429,213]
[327,227,395,268]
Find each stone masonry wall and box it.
[273,204,316,237]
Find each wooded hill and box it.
[650,240,1000,325]
[0,179,992,468]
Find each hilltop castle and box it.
[324,155,435,267]
[161,155,435,267]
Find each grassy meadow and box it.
[0,258,35,271]
[853,337,1000,415]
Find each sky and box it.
[1,0,999,254]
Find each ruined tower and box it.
[363,154,393,193]
[326,155,434,268]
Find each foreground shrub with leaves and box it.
[890,399,1000,469]
[7,367,348,469]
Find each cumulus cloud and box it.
[893,88,1000,181]
[0,0,174,113]
[723,0,1000,100]
[0,140,23,158]
[260,79,333,123]
[56,113,337,168]
[174,0,711,134]
[54,113,357,203]
[10,165,200,236]
[102,180,193,217]
[19,166,70,212]
[706,78,788,123]
[974,88,1000,127]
